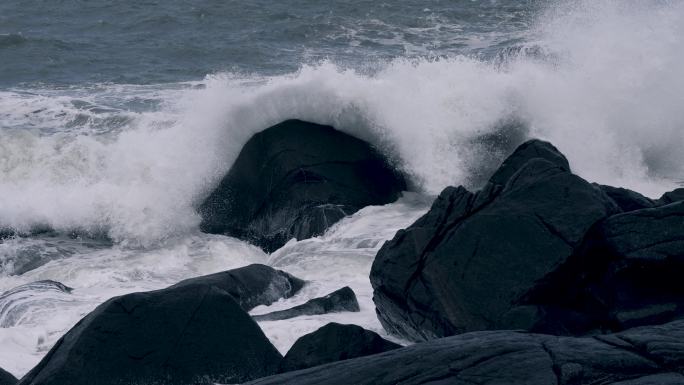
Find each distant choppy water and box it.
[1,0,684,379]
[0,0,532,86]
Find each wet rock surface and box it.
[278,323,401,373]
[246,319,684,385]
[253,286,359,322]
[17,268,285,385]
[371,140,621,340]
[199,119,407,252]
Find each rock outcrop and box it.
[657,187,684,206]
[278,323,401,373]
[551,201,684,331]
[0,368,16,385]
[598,185,655,212]
[253,286,359,322]
[17,267,294,385]
[199,120,406,252]
[371,140,620,341]
[246,319,684,385]
[172,264,304,311]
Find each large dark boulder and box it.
[18,270,284,385]
[371,139,619,341]
[199,120,407,252]
[0,368,16,385]
[172,264,304,311]
[245,319,684,385]
[0,280,73,328]
[278,323,401,373]
[253,286,359,322]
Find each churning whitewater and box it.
[1,0,683,379]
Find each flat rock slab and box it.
[246,320,684,385]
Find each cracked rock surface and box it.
[16,266,296,385]
[370,139,621,341]
[246,319,684,385]
[199,119,407,252]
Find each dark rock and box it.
[245,319,684,385]
[657,187,684,205]
[0,368,17,385]
[598,184,655,212]
[199,120,406,252]
[172,264,304,311]
[278,323,401,373]
[371,139,619,341]
[0,280,73,328]
[18,271,283,385]
[253,286,359,322]
[550,201,684,331]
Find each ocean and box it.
[1,0,683,378]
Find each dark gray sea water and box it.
[0,0,683,379]
[1,0,534,85]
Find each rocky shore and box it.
[3,120,683,385]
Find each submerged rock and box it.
[278,323,401,373]
[371,139,619,341]
[0,280,73,328]
[0,368,17,385]
[253,286,359,321]
[199,119,407,252]
[172,264,305,311]
[18,270,283,385]
[246,319,684,385]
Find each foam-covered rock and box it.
[278,323,400,373]
[199,120,406,252]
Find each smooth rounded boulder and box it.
[278,323,401,373]
[199,120,407,252]
[17,268,288,385]
[173,263,305,311]
[246,320,684,385]
[371,139,620,341]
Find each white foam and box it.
[1,1,682,245]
